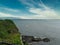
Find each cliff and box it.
[0,19,23,45]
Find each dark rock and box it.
[22,35,34,43]
[0,42,18,45]
[42,38,50,42]
[22,35,42,42]
[32,38,42,42]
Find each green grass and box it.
[0,19,23,45]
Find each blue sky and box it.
[0,0,60,19]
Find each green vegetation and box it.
[23,42,28,45]
[0,19,23,45]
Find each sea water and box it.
[13,19,60,45]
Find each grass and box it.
[0,19,23,45]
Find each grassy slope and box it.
[0,19,23,45]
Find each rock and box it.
[32,38,42,42]
[42,38,50,42]
[22,35,34,43]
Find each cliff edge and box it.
[0,19,23,45]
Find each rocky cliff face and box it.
[0,19,23,45]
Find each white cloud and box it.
[39,0,50,9]
[0,12,14,17]
[0,11,60,19]
[4,8,20,12]
[0,12,31,19]
[18,0,60,19]
[29,8,60,19]
[0,0,60,19]
[19,0,35,7]
[27,0,60,19]
[0,7,20,12]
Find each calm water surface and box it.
[13,19,60,45]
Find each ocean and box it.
[13,19,60,45]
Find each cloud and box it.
[19,0,35,7]
[0,12,31,19]
[29,8,60,19]
[0,7,27,19]
[0,0,60,19]
[0,11,60,19]
[27,0,60,19]
[19,0,40,7]
[19,0,49,8]
[0,7,20,12]
[0,12,15,17]
[39,0,49,9]
[18,0,60,19]
[4,8,20,12]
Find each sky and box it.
[0,0,60,19]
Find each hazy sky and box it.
[0,0,60,19]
